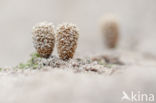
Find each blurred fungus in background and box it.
[100,15,119,49]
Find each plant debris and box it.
[7,52,123,75]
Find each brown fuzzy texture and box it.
[32,22,55,58]
[56,23,79,60]
[101,17,119,48]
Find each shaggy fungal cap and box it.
[32,22,55,58]
[56,23,79,60]
[100,15,119,48]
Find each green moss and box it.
[18,63,27,69]
[98,60,105,65]
[17,52,40,69]
[104,63,114,68]
[31,52,40,58]
[97,60,114,68]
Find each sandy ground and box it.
[0,50,156,103]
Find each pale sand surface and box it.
[0,50,156,103]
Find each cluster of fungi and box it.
[32,18,119,60]
[32,22,79,60]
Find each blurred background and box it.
[0,0,156,66]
